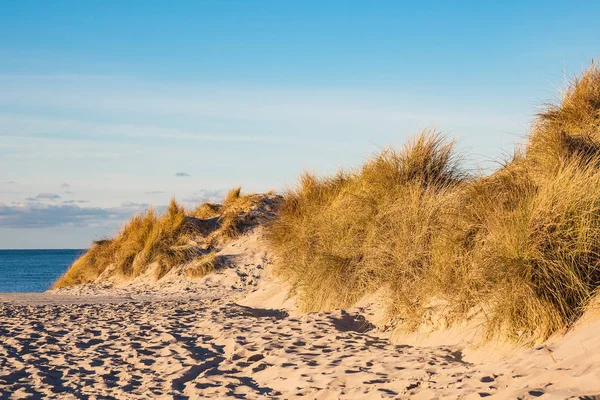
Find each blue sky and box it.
[1,1,599,248]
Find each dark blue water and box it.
[0,249,85,292]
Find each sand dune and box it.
[2,228,600,398]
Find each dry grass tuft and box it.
[193,202,222,219]
[527,62,600,175]
[53,239,115,289]
[268,61,600,343]
[224,186,242,206]
[268,130,464,312]
[53,197,200,288]
[54,189,280,289]
[193,188,280,241]
[185,253,223,278]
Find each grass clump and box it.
[185,253,222,278]
[54,189,280,289]
[268,61,600,343]
[52,239,116,288]
[269,130,464,312]
[53,198,201,288]
[194,202,222,219]
[432,158,600,341]
[193,187,280,240]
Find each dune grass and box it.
[268,131,465,314]
[53,189,279,289]
[52,239,116,288]
[185,253,222,278]
[193,187,278,239]
[268,62,600,343]
[53,198,199,288]
[54,61,600,343]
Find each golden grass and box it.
[528,62,600,175]
[193,187,279,240]
[54,189,279,289]
[268,61,600,343]
[185,253,222,278]
[268,130,464,312]
[193,202,221,219]
[224,186,242,205]
[52,239,116,288]
[53,198,198,288]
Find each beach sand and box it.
[2,228,600,398]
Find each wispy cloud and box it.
[0,74,527,132]
[175,172,190,177]
[0,114,288,144]
[0,202,148,229]
[61,183,71,188]
[182,189,227,204]
[120,201,149,208]
[0,77,431,124]
[62,200,89,204]
[26,193,61,201]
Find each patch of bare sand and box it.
[2,227,600,398]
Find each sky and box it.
[1,1,600,248]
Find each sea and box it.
[0,249,85,292]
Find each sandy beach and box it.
[2,292,600,399]
[2,224,600,400]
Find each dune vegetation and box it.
[54,62,600,345]
[53,188,279,288]
[268,62,600,343]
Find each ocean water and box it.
[0,249,85,292]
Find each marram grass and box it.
[53,189,273,288]
[55,61,600,345]
[268,62,600,344]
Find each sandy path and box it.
[0,295,486,399]
[2,294,597,399]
